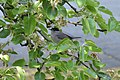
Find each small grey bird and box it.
[50,28,81,43]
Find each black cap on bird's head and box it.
[50,28,60,31]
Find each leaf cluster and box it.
[0,0,119,80]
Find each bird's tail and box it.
[70,37,81,39]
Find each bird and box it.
[50,28,81,43]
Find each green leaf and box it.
[93,60,106,69]
[33,1,41,10]
[67,10,76,18]
[8,51,18,54]
[4,18,13,23]
[85,40,96,47]
[115,23,120,32]
[38,23,48,33]
[86,5,97,14]
[47,7,58,20]
[57,5,67,17]
[12,59,26,67]
[67,76,73,80]
[29,59,40,68]
[18,5,26,14]
[0,0,7,3]
[95,14,108,30]
[0,19,6,26]
[57,38,74,53]
[12,34,25,44]
[23,15,36,35]
[66,60,74,70]
[98,72,111,80]
[82,18,89,34]
[94,30,99,38]
[34,72,45,80]
[37,49,44,58]
[79,71,85,80]
[0,29,10,38]
[54,71,64,80]
[89,46,102,52]
[29,50,38,59]
[42,0,51,11]
[108,17,118,32]
[82,17,97,36]
[29,49,43,58]
[57,61,67,72]
[12,8,19,15]
[6,10,16,18]
[5,77,16,80]
[84,68,98,79]
[79,47,88,62]
[45,61,61,67]
[0,54,10,63]
[16,66,26,80]
[79,47,85,62]
[48,43,56,50]
[76,0,86,8]
[14,28,24,34]
[41,30,52,41]
[87,18,96,35]
[98,6,113,16]
[50,54,60,61]
[86,0,99,7]
[73,41,80,48]
[58,53,70,58]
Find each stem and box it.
[37,54,50,72]
[68,21,107,32]
[37,30,52,42]
[0,6,6,16]
[65,1,78,13]
[68,21,82,26]
[60,52,90,69]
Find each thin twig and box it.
[37,30,52,42]
[65,0,78,13]
[0,6,6,16]
[60,52,90,69]
[68,21,107,32]
[68,21,82,26]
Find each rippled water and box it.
[0,0,120,68]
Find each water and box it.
[63,0,120,68]
[0,0,120,68]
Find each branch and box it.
[37,30,52,42]
[68,21,107,32]
[65,0,78,13]
[97,29,107,32]
[68,21,82,26]
[0,6,6,16]
[60,52,90,69]
[36,55,50,72]
[39,61,46,71]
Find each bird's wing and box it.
[56,32,69,39]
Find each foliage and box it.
[0,0,119,80]
[0,66,25,80]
